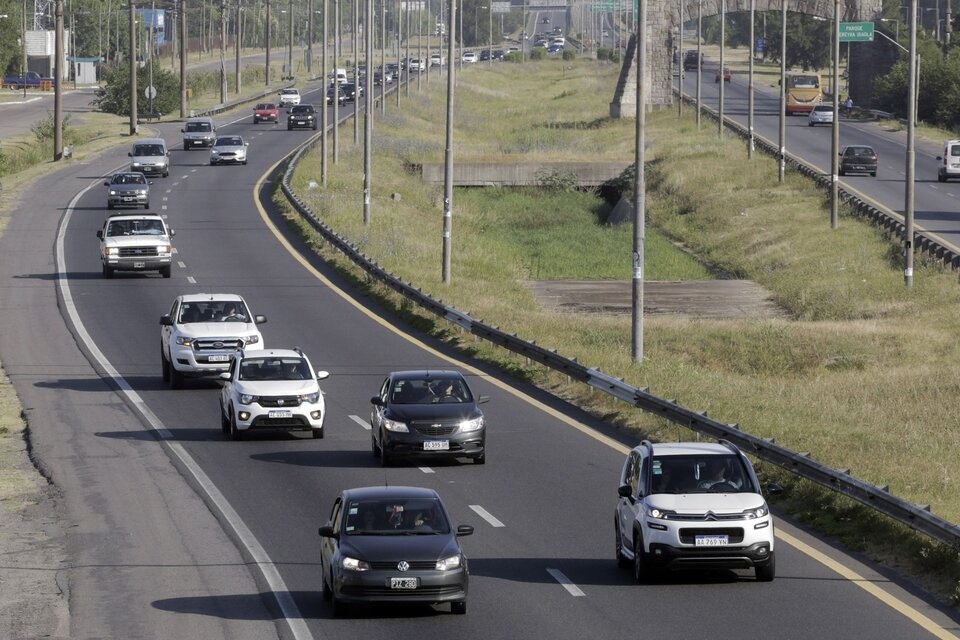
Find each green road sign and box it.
[839,22,874,42]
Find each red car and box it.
[252,102,279,124]
[715,67,732,83]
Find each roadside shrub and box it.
[529,48,546,61]
[505,51,523,63]
[562,49,576,61]
[535,167,579,191]
[31,112,71,142]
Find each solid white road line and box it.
[546,568,585,597]
[469,505,505,528]
[349,415,370,430]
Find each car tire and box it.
[210,160,216,166]
[938,172,946,182]
[870,171,876,177]
[473,452,485,465]
[371,433,381,457]
[379,432,392,466]
[808,122,814,127]
[287,126,293,131]
[633,535,649,584]
[838,168,845,176]
[220,405,230,434]
[107,202,114,210]
[615,519,629,568]
[450,601,467,615]
[102,264,113,279]
[229,411,243,441]
[755,551,776,582]
[168,359,183,390]
[242,160,247,166]
[143,202,150,210]
[161,347,170,383]
[312,427,324,439]
[160,265,171,278]
[331,584,348,617]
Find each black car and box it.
[340,82,361,102]
[326,86,347,106]
[318,486,473,616]
[287,104,317,130]
[839,145,878,177]
[370,370,488,465]
[683,50,702,71]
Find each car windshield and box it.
[114,174,146,185]
[343,498,450,535]
[216,137,242,147]
[106,219,165,236]
[256,103,275,110]
[649,454,754,494]
[133,144,164,156]
[389,377,472,404]
[292,106,313,114]
[239,357,311,381]
[186,121,212,132]
[845,147,874,158]
[177,300,250,323]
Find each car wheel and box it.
[330,582,348,617]
[143,202,150,210]
[242,160,247,166]
[312,427,324,439]
[229,411,243,441]
[161,346,170,382]
[160,265,171,278]
[615,518,629,568]
[838,168,845,176]
[633,535,649,584]
[473,452,485,465]
[210,160,216,166]
[808,122,814,127]
[102,264,113,279]
[379,432,392,466]
[371,433,381,457]
[320,561,332,601]
[450,601,467,615]
[107,202,114,210]
[220,405,230,434]
[755,550,776,582]
[287,126,293,131]
[168,358,183,390]
[870,171,877,177]
[938,172,946,183]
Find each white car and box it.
[462,51,478,63]
[219,348,330,440]
[96,213,175,279]
[615,440,782,582]
[278,88,301,107]
[159,293,267,389]
[807,104,834,126]
[209,135,249,165]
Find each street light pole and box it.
[288,0,293,79]
[129,0,137,136]
[905,0,918,287]
[236,0,242,95]
[54,0,63,159]
[180,0,186,116]
[265,0,271,84]
[441,0,456,284]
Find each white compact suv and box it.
[219,347,330,440]
[159,293,267,389]
[615,440,782,582]
[278,88,301,107]
[96,213,175,278]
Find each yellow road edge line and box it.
[252,158,956,640]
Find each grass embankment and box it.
[281,57,960,602]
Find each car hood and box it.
[340,535,462,563]
[103,235,170,247]
[385,403,482,423]
[646,492,766,514]
[235,379,320,396]
[109,183,148,193]
[176,321,261,338]
[213,145,245,153]
[131,155,166,164]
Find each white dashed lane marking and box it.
[349,415,370,430]
[469,505,505,528]
[546,568,585,597]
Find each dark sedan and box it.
[370,370,488,466]
[287,104,317,131]
[318,486,473,616]
[839,145,878,177]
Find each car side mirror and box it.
[937,156,943,161]
[169,229,175,236]
[766,483,784,496]
[617,484,633,499]
[127,152,132,157]
[456,525,474,537]
[148,181,154,185]
[159,315,173,326]
[96,230,103,239]
[103,181,110,186]
[219,372,230,381]
[318,524,335,538]
[180,128,185,133]
[315,370,330,381]
[253,314,267,324]
[371,396,384,406]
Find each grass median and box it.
[283,56,960,604]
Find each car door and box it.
[617,451,643,548]
[321,497,343,583]
[220,356,238,416]
[161,298,180,356]
[370,377,391,443]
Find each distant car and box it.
[278,87,301,107]
[181,116,217,149]
[541,15,550,23]
[219,347,330,440]
[615,440,783,582]
[370,370,489,466]
[430,54,446,67]
[462,51,478,63]
[340,82,361,102]
[547,44,564,54]
[253,102,280,124]
[326,85,347,106]
[128,138,169,178]
[807,104,834,127]
[936,139,960,182]
[479,49,491,61]
[104,172,151,210]
[287,104,318,131]
[682,50,702,71]
[209,135,248,165]
[714,66,732,82]
[838,145,878,177]
[96,213,174,279]
[318,486,473,616]
[408,58,426,72]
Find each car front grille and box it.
[258,395,302,408]
[118,246,159,257]
[678,527,745,544]
[342,584,464,598]
[193,338,244,352]
[251,415,310,428]
[668,512,749,522]
[411,421,459,437]
[368,561,437,570]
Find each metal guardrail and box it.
[274,93,960,550]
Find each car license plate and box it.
[133,261,145,269]
[390,577,418,589]
[423,440,449,451]
[695,535,728,546]
[208,355,230,362]
[269,410,293,418]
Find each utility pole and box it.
[266,0,271,84]
[718,0,724,138]
[322,0,328,184]
[236,0,242,95]
[830,0,839,228]
[747,0,754,158]
[380,0,385,114]
[333,0,340,163]
[364,0,373,224]
[632,0,646,363]
[129,0,137,135]
[287,0,293,78]
[441,0,456,283]
[353,0,359,145]
[220,0,227,102]
[54,0,63,159]
[777,0,786,182]
[695,0,701,129]
[905,0,917,286]
[308,0,314,74]
[180,0,186,116]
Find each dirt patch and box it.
[524,279,789,319]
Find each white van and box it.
[331,68,348,84]
[936,140,960,182]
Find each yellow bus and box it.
[784,72,822,115]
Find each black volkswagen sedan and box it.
[319,486,474,616]
[370,370,488,465]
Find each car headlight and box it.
[109,190,118,195]
[742,504,769,519]
[383,417,409,433]
[175,336,194,346]
[646,507,676,520]
[342,556,370,572]
[435,554,462,571]
[211,150,220,156]
[158,245,172,255]
[239,393,258,405]
[132,162,142,167]
[242,335,260,345]
[103,247,116,256]
[459,416,484,432]
[301,391,320,404]
[137,189,147,195]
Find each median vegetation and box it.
[282,57,960,603]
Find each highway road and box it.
[0,68,959,639]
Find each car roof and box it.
[281,88,300,93]
[106,213,164,221]
[177,293,246,303]
[842,145,874,152]
[240,348,305,360]
[341,486,441,501]
[636,441,737,457]
[186,116,213,123]
[134,137,166,146]
[388,369,465,382]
